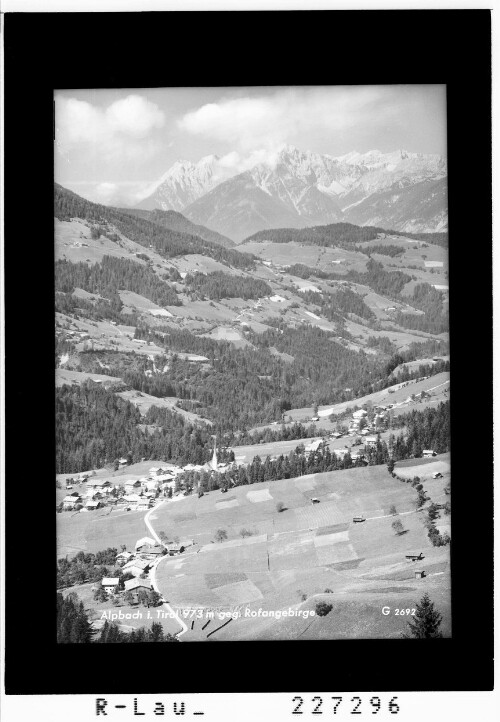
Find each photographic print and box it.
[54,85,451,643]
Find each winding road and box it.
[144,500,188,638]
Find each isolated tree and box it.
[119,572,134,588]
[315,601,333,617]
[137,589,150,607]
[148,590,162,607]
[123,590,135,606]
[120,544,127,552]
[93,586,108,603]
[158,531,167,542]
[214,529,227,543]
[416,490,427,509]
[389,504,398,516]
[391,519,404,535]
[276,501,286,513]
[427,503,440,521]
[239,528,252,538]
[387,458,395,475]
[403,593,443,638]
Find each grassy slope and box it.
[151,457,450,640]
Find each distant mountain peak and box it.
[136,144,447,238]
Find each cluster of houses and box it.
[348,407,388,435]
[59,465,181,512]
[98,536,190,603]
[58,446,231,513]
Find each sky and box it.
[55,85,447,206]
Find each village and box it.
[57,384,442,518]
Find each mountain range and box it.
[135,145,447,242]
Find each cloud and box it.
[217,148,281,174]
[178,87,393,153]
[55,94,165,161]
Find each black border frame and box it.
[4,9,493,695]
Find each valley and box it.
[55,175,450,643]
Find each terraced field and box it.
[152,457,451,640]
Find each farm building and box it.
[87,478,110,489]
[138,544,164,559]
[422,450,436,458]
[351,452,365,464]
[124,480,142,493]
[101,577,119,594]
[124,578,153,602]
[167,544,185,556]
[62,495,81,509]
[305,439,324,454]
[122,560,150,577]
[135,536,156,550]
[365,435,378,448]
[85,500,101,510]
[352,409,368,419]
[116,551,133,564]
[124,493,142,504]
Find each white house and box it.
[135,536,156,550]
[116,551,133,564]
[62,495,80,509]
[352,409,368,419]
[351,452,365,463]
[124,493,142,504]
[422,449,436,458]
[365,436,378,448]
[304,439,324,454]
[101,577,119,594]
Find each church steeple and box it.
[210,437,218,471]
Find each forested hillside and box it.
[55,256,181,307]
[185,271,272,301]
[54,184,255,269]
[55,382,217,472]
[245,223,447,249]
[300,287,375,322]
[119,207,235,248]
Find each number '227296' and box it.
[292,696,400,715]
